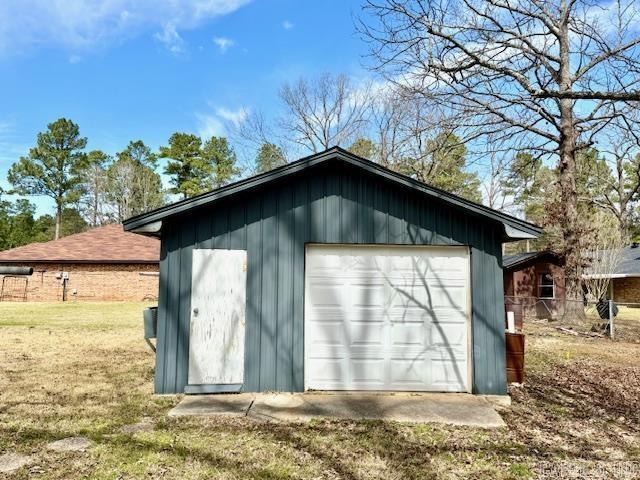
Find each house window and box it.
[538,272,555,298]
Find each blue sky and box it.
[0,0,368,215]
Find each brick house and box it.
[503,251,565,323]
[593,244,640,304]
[0,224,159,301]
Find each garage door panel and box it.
[424,286,467,310]
[429,344,467,357]
[307,345,350,357]
[389,345,431,357]
[431,359,468,391]
[387,286,466,310]
[347,260,384,273]
[350,321,384,346]
[387,311,434,325]
[391,323,427,346]
[307,284,343,307]
[389,259,466,275]
[306,323,347,347]
[388,310,432,321]
[349,308,387,322]
[351,284,386,307]
[428,308,466,319]
[389,358,428,386]
[352,359,385,384]
[386,270,467,281]
[305,245,470,392]
[349,345,389,357]
[432,323,467,347]
[306,307,348,322]
[306,359,346,384]
[306,253,343,269]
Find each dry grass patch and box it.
[1,302,640,479]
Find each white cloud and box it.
[196,113,226,139]
[584,0,640,35]
[0,0,251,55]
[196,106,249,138]
[154,22,185,54]
[213,36,235,53]
[282,20,294,30]
[216,106,249,126]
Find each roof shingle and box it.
[503,251,562,270]
[0,224,159,264]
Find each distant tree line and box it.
[1,118,243,249]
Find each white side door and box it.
[188,249,247,386]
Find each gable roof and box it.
[503,251,562,270]
[123,146,543,240]
[0,223,159,264]
[583,244,640,278]
[614,245,640,276]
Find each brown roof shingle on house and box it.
[0,224,159,264]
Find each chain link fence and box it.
[505,295,640,341]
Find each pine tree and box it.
[8,118,88,239]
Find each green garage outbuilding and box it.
[124,147,541,396]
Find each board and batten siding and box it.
[154,161,507,395]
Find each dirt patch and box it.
[504,359,640,462]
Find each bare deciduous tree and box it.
[232,109,291,168]
[279,72,372,153]
[79,150,110,228]
[583,213,625,302]
[370,91,406,166]
[235,110,276,149]
[360,0,640,306]
[590,118,640,240]
[106,154,165,221]
[369,90,482,200]
[482,150,511,211]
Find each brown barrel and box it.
[505,332,525,384]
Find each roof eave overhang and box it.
[582,273,640,279]
[503,224,540,242]
[127,220,162,237]
[503,251,563,270]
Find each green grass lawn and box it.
[1,302,639,479]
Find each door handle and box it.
[193,307,199,316]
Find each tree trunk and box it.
[558,128,583,313]
[618,203,630,243]
[55,203,61,240]
[92,189,98,227]
[558,9,583,316]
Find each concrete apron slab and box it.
[169,392,505,428]
[168,393,255,417]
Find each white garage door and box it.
[304,245,470,392]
